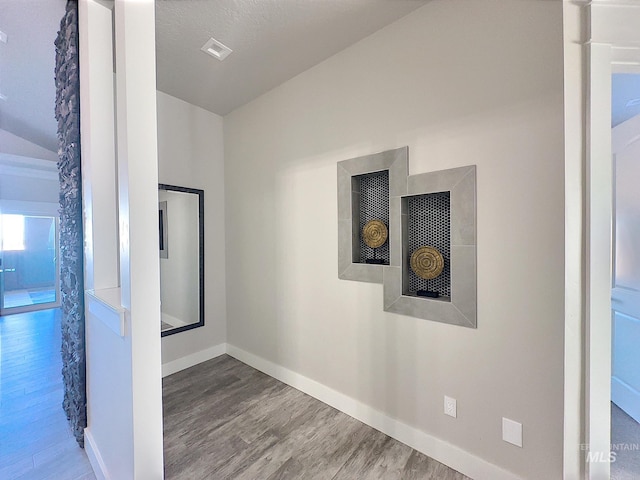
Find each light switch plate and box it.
[502,417,522,447]
[444,396,457,418]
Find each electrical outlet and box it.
[444,395,457,418]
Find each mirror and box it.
[159,184,204,336]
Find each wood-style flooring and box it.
[611,402,640,480]
[163,354,470,480]
[0,308,94,480]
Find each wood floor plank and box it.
[163,355,471,480]
[0,309,94,480]
[331,431,395,479]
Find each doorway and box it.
[581,3,640,478]
[610,72,640,479]
[0,212,60,314]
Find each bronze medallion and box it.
[410,246,444,280]
[362,220,388,249]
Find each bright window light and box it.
[2,214,26,251]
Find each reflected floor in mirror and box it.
[163,355,470,480]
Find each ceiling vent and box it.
[201,37,232,61]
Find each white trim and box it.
[86,288,126,337]
[162,343,226,377]
[226,344,522,480]
[84,428,108,480]
[585,39,614,480]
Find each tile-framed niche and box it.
[384,165,477,328]
[337,147,408,283]
[337,147,476,328]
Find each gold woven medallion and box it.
[410,246,444,280]
[362,220,388,249]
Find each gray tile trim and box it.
[407,165,473,196]
[337,147,408,284]
[450,167,476,247]
[450,245,477,326]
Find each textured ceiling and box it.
[155,0,430,116]
[612,73,640,128]
[0,0,66,152]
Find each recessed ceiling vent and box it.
[201,37,232,61]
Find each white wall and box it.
[0,174,58,203]
[0,130,59,204]
[224,1,565,479]
[157,91,227,365]
[0,128,58,162]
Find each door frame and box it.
[584,2,640,479]
[0,199,61,315]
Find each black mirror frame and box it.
[159,183,205,337]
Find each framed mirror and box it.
[158,184,204,337]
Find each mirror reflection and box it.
[159,184,204,336]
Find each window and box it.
[1,214,26,251]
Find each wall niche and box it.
[403,191,451,301]
[337,147,408,284]
[353,170,390,266]
[337,147,476,328]
[384,164,477,328]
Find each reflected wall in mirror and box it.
[159,184,204,336]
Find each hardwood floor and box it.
[0,309,94,480]
[163,354,470,480]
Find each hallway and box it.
[0,309,94,479]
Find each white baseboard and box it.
[84,428,108,480]
[226,343,521,480]
[612,376,640,424]
[162,343,227,377]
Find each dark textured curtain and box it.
[55,0,86,448]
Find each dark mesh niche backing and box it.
[356,170,390,265]
[406,192,451,297]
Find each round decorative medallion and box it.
[410,246,444,280]
[362,220,388,249]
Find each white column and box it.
[585,41,612,480]
[114,0,164,478]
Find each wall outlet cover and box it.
[444,395,457,418]
[502,417,523,447]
